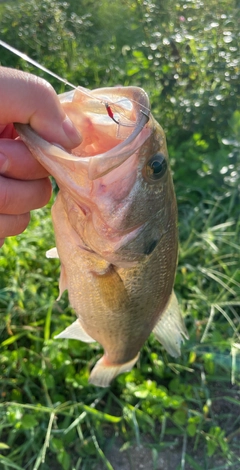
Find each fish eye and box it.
[145,152,167,181]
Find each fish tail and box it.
[89,353,140,387]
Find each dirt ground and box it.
[96,440,186,470]
[95,437,239,470]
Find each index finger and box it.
[0,67,81,148]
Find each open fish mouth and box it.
[17,86,151,180]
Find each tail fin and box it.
[89,353,139,387]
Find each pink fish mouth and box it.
[15,86,152,192]
[58,86,152,180]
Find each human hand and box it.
[0,67,81,248]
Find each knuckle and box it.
[32,76,56,104]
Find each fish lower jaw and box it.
[89,353,140,387]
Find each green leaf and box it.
[50,438,64,452]
[1,333,25,346]
[126,67,140,76]
[57,450,71,470]
[187,423,197,437]
[172,410,187,426]
[207,439,217,457]
[20,414,38,430]
[0,443,10,450]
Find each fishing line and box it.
[0,40,77,89]
[0,40,150,129]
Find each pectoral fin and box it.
[153,291,188,357]
[54,319,96,343]
[89,353,140,387]
[46,247,59,258]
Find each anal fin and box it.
[89,353,140,387]
[153,291,188,357]
[54,319,96,343]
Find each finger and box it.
[0,213,30,238]
[0,67,81,148]
[0,175,52,214]
[0,139,49,180]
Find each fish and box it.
[15,85,188,387]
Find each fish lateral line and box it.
[0,39,151,129]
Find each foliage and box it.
[0,0,239,468]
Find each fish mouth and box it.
[15,87,152,184]
[59,86,152,180]
[15,85,152,183]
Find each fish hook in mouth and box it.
[104,103,150,127]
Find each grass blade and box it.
[0,455,23,470]
[185,454,204,470]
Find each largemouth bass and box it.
[16,85,188,387]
